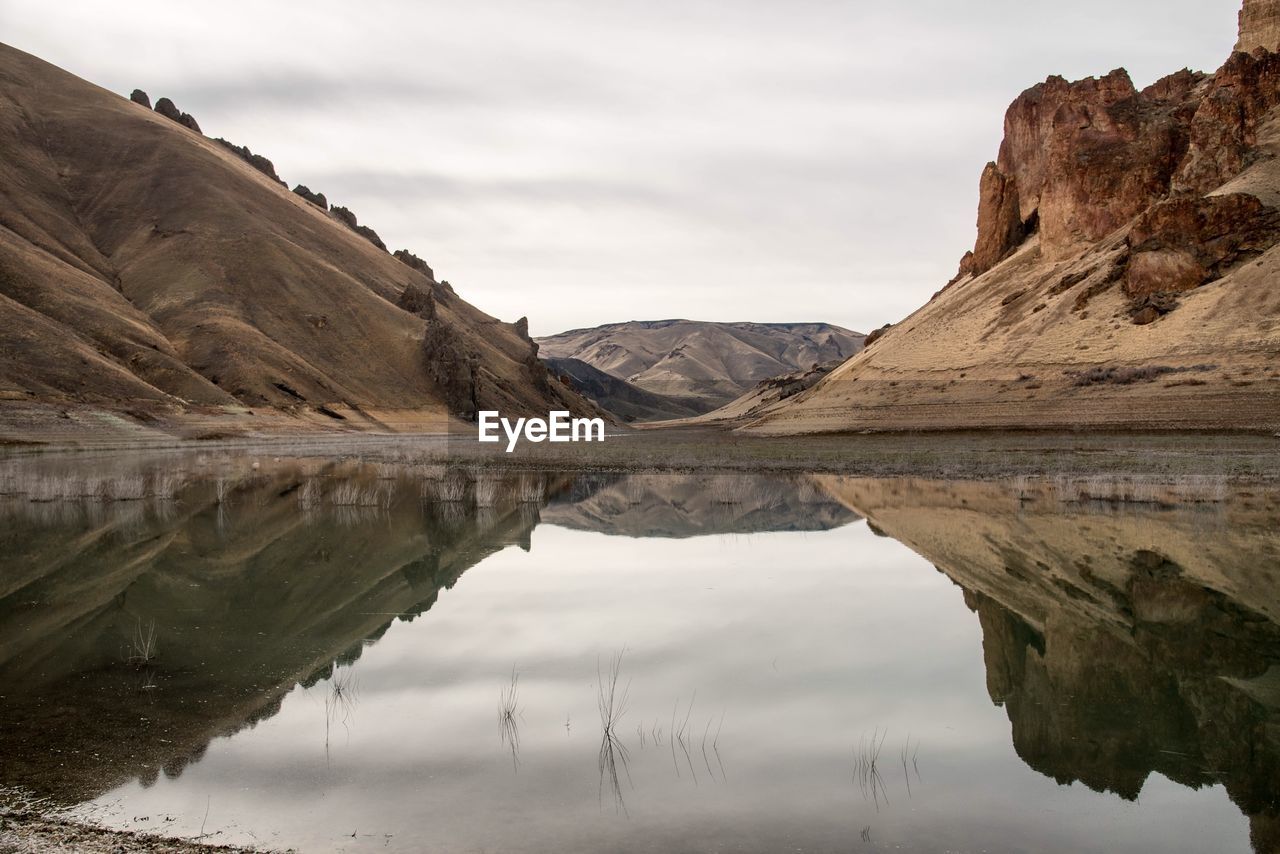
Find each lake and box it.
[0,452,1276,852]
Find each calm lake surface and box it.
[1,453,1277,852]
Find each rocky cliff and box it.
[1239,0,1280,53]
[746,2,1280,435]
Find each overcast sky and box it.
[2,0,1242,336]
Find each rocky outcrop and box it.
[393,249,433,279]
[971,162,1027,274]
[153,96,181,122]
[152,97,201,133]
[1174,50,1280,195]
[292,184,328,209]
[129,89,150,108]
[973,68,1204,264]
[396,282,436,319]
[863,323,891,346]
[1238,0,1280,53]
[330,205,387,251]
[213,139,285,185]
[1124,193,1280,299]
[422,318,478,418]
[964,13,1280,307]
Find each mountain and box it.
[0,43,592,438]
[536,320,864,416]
[746,1,1280,435]
[542,356,704,422]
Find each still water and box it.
[0,455,1277,852]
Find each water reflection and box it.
[0,457,1276,851]
[819,475,1280,853]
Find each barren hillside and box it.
[0,43,591,438]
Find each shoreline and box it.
[3,428,1278,482]
[0,808,275,854]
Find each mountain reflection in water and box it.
[0,455,1276,852]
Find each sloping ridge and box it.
[746,13,1280,435]
[542,355,705,422]
[537,319,864,411]
[0,43,590,433]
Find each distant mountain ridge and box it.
[537,320,864,418]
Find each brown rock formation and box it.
[213,138,285,185]
[330,205,387,251]
[393,248,433,279]
[971,162,1026,274]
[128,89,150,108]
[862,324,891,346]
[292,184,328,209]
[1174,50,1280,194]
[153,96,181,121]
[1238,0,1280,53]
[396,282,436,319]
[1124,193,1280,298]
[152,96,201,133]
[990,68,1203,259]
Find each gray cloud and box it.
[1,0,1243,335]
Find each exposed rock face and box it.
[393,249,433,279]
[1238,0,1280,53]
[863,324,891,346]
[961,14,1280,308]
[1124,193,1280,298]
[152,97,201,133]
[513,316,531,340]
[292,184,328,209]
[1174,50,1280,194]
[129,89,150,108]
[396,282,436,319]
[971,162,1027,274]
[422,318,478,418]
[330,205,387,251]
[213,139,285,185]
[153,96,181,122]
[977,68,1205,262]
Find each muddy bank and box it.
[0,809,274,853]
